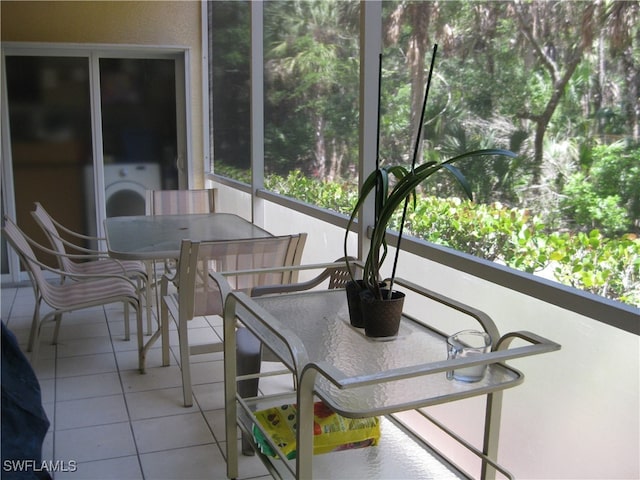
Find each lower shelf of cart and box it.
[236,399,469,479]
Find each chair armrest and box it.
[21,234,138,282]
[213,260,363,297]
[16,243,138,287]
[48,215,106,243]
[252,267,339,296]
[48,232,108,256]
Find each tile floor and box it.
[1,284,280,480]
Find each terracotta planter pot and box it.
[360,289,405,338]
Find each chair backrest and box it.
[251,256,359,297]
[30,202,71,271]
[2,216,55,303]
[176,233,306,319]
[146,189,217,215]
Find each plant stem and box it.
[388,44,438,298]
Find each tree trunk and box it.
[313,115,326,178]
[406,3,431,162]
[514,1,601,185]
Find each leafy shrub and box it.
[548,230,640,306]
[216,168,639,307]
[561,143,640,236]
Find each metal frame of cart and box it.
[219,266,561,479]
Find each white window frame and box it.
[1,42,192,283]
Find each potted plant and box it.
[344,149,515,337]
[344,47,516,338]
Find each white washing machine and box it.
[84,162,162,237]
[103,163,161,217]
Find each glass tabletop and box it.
[104,213,272,260]
[248,289,522,417]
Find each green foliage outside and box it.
[561,142,640,237]
[210,1,640,308]
[216,163,640,308]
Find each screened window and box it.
[208,1,640,308]
[209,0,251,183]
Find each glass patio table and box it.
[104,213,272,261]
[104,213,273,369]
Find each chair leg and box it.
[160,297,170,367]
[52,313,63,345]
[137,300,145,374]
[27,300,41,353]
[178,319,193,407]
[30,310,54,365]
[236,327,262,456]
[124,301,130,341]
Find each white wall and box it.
[392,249,639,479]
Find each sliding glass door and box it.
[1,46,189,279]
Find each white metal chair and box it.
[145,188,217,216]
[159,233,307,407]
[143,189,219,330]
[31,202,147,282]
[2,216,141,363]
[31,201,150,332]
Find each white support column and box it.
[250,1,265,227]
[358,1,382,260]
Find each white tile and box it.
[4,286,17,298]
[191,382,225,411]
[42,431,54,464]
[55,394,129,430]
[28,338,57,363]
[187,325,222,344]
[54,422,137,463]
[32,354,57,380]
[56,335,113,358]
[166,325,220,348]
[4,315,34,334]
[186,316,212,329]
[125,387,198,420]
[115,346,168,372]
[107,319,141,340]
[55,455,143,480]
[56,322,110,340]
[139,444,227,480]
[189,359,225,385]
[220,439,272,480]
[120,365,183,392]
[202,408,232,443]
[180,349,224,364]
[257,368,295,397]
[110,332,140,352]
[205,315,223,328]
[43,402,55,432]
[39,378,56,404]
[132,412,214,453]
[55,372,123,401]
[63,307,107,322]
[8,301,37,318]
[56,352,117,377]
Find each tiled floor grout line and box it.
[104,304,148,480]
[3,286,275,480]
[50,343,58,480]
